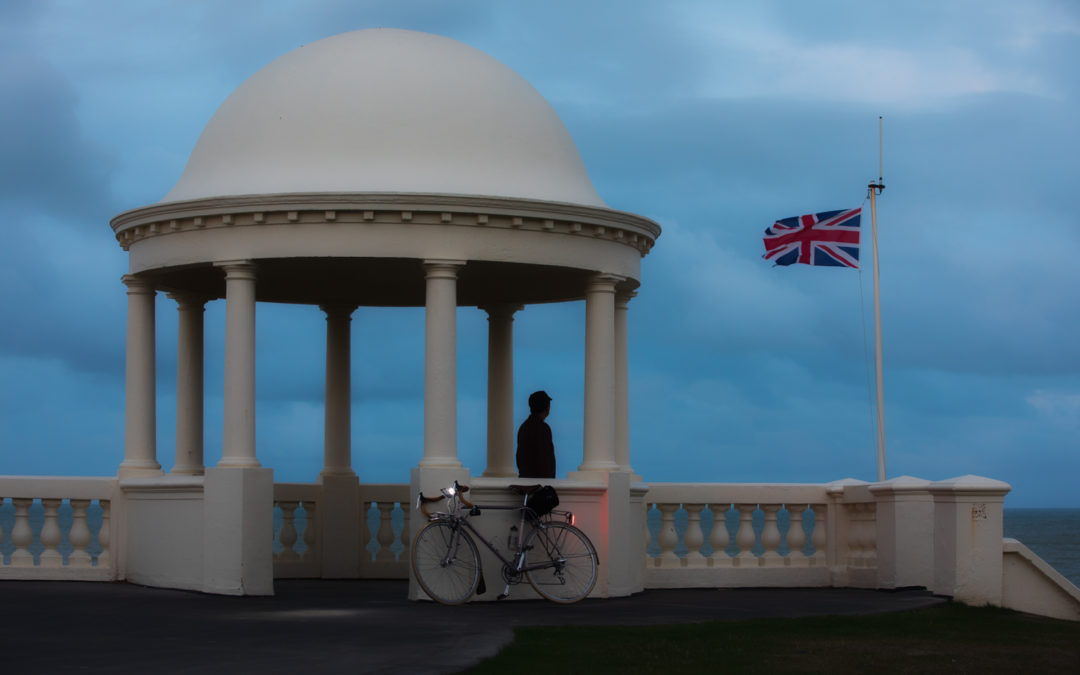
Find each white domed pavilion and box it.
[110,29,659,596]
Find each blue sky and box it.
[1,1,1077,506]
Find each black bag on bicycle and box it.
[526,485,559,517]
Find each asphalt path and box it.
[0,580,945,674]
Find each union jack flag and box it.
[763,207,862,268]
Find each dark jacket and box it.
[516,414,555,478]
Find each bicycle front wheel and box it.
[411,520,480,605]
[524,522,598,603]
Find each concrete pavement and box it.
[0,580,946,674]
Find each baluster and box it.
[760,504,782,566]
[376,503,396,563]
[708,504,731,567]
[39,499,63,567]
[97,501,112,569]
[787,504,807,562]
[0,498,4,558]
[655,503,680,567]
[277,501,299,561]
[734,503,757,565]
[363,502,378,561]
[644,504,654,559]
[682,503,707,567]
[69,500,93,568]
[301,500,318,561]
[11,498,34,566]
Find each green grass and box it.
[464,603,1080,673]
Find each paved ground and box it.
[1,580,945,674]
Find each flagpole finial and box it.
[870,116,885,195]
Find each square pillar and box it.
[930,475,1011,605]
[203,467,275,595]
[869,476,934,589]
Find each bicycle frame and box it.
[428,500,567,576]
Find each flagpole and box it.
[869,116,887,482]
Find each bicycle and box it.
[411,481,598,605]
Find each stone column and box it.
[614,290,636,474]
[168,293,206,475]
[320,304,357,477]
[421,260,465,468]
[216,261,259,468]
[578,273,622,474]
[120,274,161,477]
[481,303,522,477]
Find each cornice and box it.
[110,192,661,257]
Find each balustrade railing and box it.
[272,483,410,579]
[644,482,874,588]
[360,484,410,579]
[273,483,321,578]
[0,477,117,581]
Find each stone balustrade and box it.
[0,477,118,581]
[645,482,875,588]
[272,482,411,579]
[360,484,411,579]
[273,483,321,578]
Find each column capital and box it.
[121,274,156,294]
[422,259,466,279]
[615,290,638,309]
[166,291,210,311]
[479,303,523,320]
[214,260,257,280]
[586,272,625,294]
[319,303,359,320]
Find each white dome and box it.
[161,29,605,207]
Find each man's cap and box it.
[528,390,552,411]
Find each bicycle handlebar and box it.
[416,481,474,517]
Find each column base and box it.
[418,457,463,469]
[480,468,518,478]
[170,466,206,476]
[217,456,262,469]
[568,468,618,483]
[118,460,163,479]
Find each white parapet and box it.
[0,476,119,581]
[1002,538,1080,622]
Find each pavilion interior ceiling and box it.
[147,257,627,307]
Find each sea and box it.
[2,504,1079,590]
[1003,508,1080,589]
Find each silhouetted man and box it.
[516,390,555,478]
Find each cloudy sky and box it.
[2,0,1077,506]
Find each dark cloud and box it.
[0,51,118,221]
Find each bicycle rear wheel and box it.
[411,520,480,605]
[524,522,598,603]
